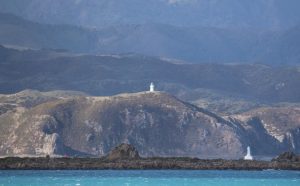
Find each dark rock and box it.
[42,121,60,134]
[106,143,140,160]
[86,134,95,142]
[1,156,300,170]
[272,152,300,162]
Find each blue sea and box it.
[0,170,300,186]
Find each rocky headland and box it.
[0,90,300,159]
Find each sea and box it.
[0,170,300,186]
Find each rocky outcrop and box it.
[233,107,300,155]
[272,152,300,162]
[1,151,300,170]
[106,144,140,160]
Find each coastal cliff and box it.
[1,90,300,159]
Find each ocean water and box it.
[0,170,300,186]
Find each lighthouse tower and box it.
[244,146,253,160]
[149,82,155,92]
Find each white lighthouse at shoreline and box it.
[244,146,253,160]
[149,82,155,92]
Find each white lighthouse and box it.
[149,82,155,92]
[244,146,253,160]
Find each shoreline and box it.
[1,157,300,171]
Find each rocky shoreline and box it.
[1,157,300,170]
[1,144,300,170]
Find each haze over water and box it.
[1,170,300,186]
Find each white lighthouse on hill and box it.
[149,82,155,92]
[244,146,253,160]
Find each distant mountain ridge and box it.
[0,13,98,53]
[0,46,300,108]
[0,13,300,64]
[1,0,300,30]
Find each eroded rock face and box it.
[233,107,300,155]
[0,90,299,158]
[106,143,140,160]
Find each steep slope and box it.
[0,90,299,158]
[0,91,245,158]
[234,106,300,153]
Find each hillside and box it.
[1,0,300,30]
[234,106,300,148]
[0,90,299,158]
[0,46,300,108]
[95,23,268,63]
[0,13,98,53]
[1,13,300,64]
[262,24,300,64]
[0,91,244,158]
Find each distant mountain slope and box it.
[95,23,269,63]
[0,0,300,30]
[262,24,300,64]
[0,90,299,158]
[0,13,300,65]
[0,13,264,63]
[0,13,98,52]
[0,46,299,105]
[1,13,300,64]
